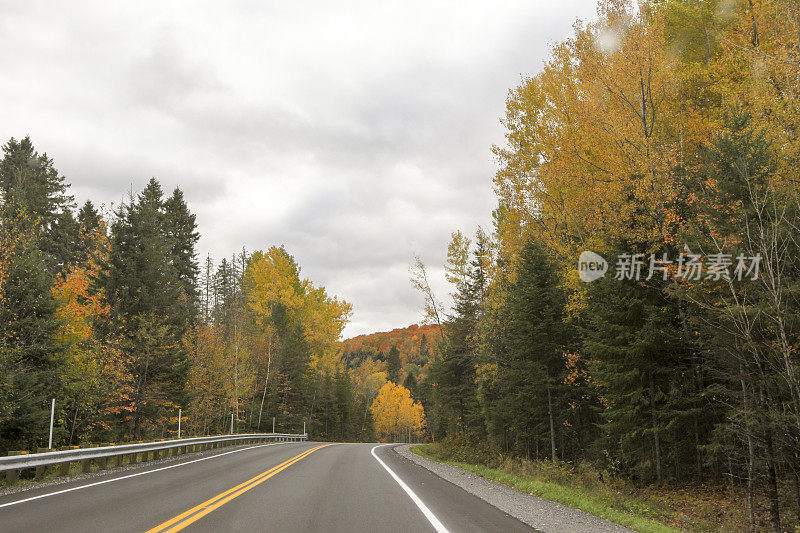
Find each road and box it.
[0,442,535,532]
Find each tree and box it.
[410,332,429,365]
[679,111,800,527]
[52,221,133,443]
[386,345,401,384]
[410,255,446,339]
[0,195,64,451]
[163,188,200,321]
[0,137,75,275]
[402,371,418,399]
[97,178,193,438]
[371,382,425,442]
[493,238,571,460]
[431,230,487,437]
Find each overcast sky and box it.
[1,0,598,337]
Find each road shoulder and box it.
[394,444,633,533]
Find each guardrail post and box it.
[5,451,25,485]
[58,446,78,476]
[106,444,119,467]
[82,445,97,473]
[98,444,109,469]
[35,448,55,478]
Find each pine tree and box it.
[163,188,200,319]
[97,178,191,438]
[491,237,570,460]
[74,200,101,266]
[386,345,401,384]
[431,234,487,436]
[402,371,418,398]
[584,249,690,482]
[680,111,799,523]
[410,333,429,365]
[0,137,75,275]
[0,195,64,451]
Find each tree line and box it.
[414,1,800,530]
[0,136,374,452]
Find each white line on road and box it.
[371,444,450,533]
[0,442,291,509]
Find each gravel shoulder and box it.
[394,444,634,533]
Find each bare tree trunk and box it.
[546,375,557,462]
[764,428,782,532]
[741,370,756,532]
[69,406,79,445]
[792,466,800,526]
[649,372,663,483]
[747,0,759,47]
[257,348,271,430]
[758,380,782,532]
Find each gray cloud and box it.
[0,0,598,336]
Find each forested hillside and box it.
[413,1,800,530]
[340,324,440,377]
[0,137,374,450]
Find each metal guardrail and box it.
[0,432,307,483]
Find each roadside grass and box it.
[413,442,745,533]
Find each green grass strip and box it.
[413,444,682,533]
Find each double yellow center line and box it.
[147,443,335,533]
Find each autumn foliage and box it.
[370,381,425,442]
[413,1,800,530]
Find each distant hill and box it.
[339,323,442,379]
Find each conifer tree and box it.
[584,247,690,482]
[0,195,64,450]
[163,188,200,319]
[492,237,570,460]
[0,137,75,275]
[386,345,401,384]
[431,233,487,436]
[97,178,192,437]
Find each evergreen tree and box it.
[276,322,311,432]
[334,368,354,440]
[431,235,487,436]
[77,200,100,233]
[402,371,418,398]
[492,237,570,460]
[584,251,690,482]
[410,333,429,365]
[0,196,64,450]
[74,200,101,266]
[386,345,402,384]
[163,188,200,319]
[0,137,75,274]
[97,178,191,437]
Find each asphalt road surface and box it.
[0,442,535,532]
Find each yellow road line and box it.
[146,443,335,533]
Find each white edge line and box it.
[371,444,450,533]
[0,442,291,509]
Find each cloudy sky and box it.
[1,0,598,337]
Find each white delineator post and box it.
[230,413,234,434]
[177,408,181,439]
[303,421,306,436]
[272,417,275,434]
[48,398,55,449]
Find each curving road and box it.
[0,442,535,532]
